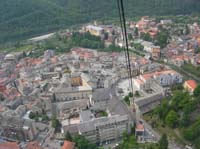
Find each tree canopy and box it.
[158,134,168,149]
[165,110,178,128]
[194,85,200,97]
[1,0,200,43]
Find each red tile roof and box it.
[26,141,41,149]
[0,142,19,149]
[62,141,75,149]
[3,88,21,100]
[185,80,198,90]
[136,124,145,131]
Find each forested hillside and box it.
[1,0,200,44]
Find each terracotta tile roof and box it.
[141,73,154,80]
[135,78,145,85]
[185,80,198,90]
[26,141,41,149]
[0,105,4,112]
[3,88,21,100]
[136,123,145,131]
[0,142,19,149]
[51,57,58,64]
[62,141,75,149]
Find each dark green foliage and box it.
[129,92,133,97]
[194,85,200,97]
[41,115,49,121]
[29,111,49,122]
[51,116,61,132]
[185,25,190,35]
[132,43,144,51]
[0,94,5,101]
[183,118,200,141]
[96,110,108,117]
[170,90,190,110]
[128,33,133,40]
[182,101,196,114]
[118,132,138,149]
[155,99,170,120]
[158,134,168,149]
[104,32,109,40]
[65,131,72,141]
[134,91,140,97]
[103,44,124,52]
[140,32,152,42]
[1,0,200,43]
[179,113,190,127]
[155,91,196,128]
[181,63,200,78]
[73,135,98,149]
[155,31,169,48]
[124,96,130,105]
[71,32,104,49]
[194,137,200,149]
[134,27,139,37]
[171,84,184,91]
[194,48,200,54]
[29,112,35,119]
[165,110,178,128]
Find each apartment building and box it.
[78,115,129,145]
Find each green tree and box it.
[73,135,97,149]
[132,43,144,51]
[29,112,35,119]
[194,137,200,149]
[129,92,133,97]
[183,118,200,141]
[165,110,178,128]
[124,96,130,105]
[180,113,190,127]
[65,131,72,141]
[41,115,49,122]
[141,32,152,42]
[119,133,138,149]
[134,27,139,37]
[156,99,170,121]
[156,31,169,48]
[51,116,61,132]
[158,134,168,149]
[128,33,133,40]
[185,25,190,35]
[194,85,200,97]
[0,94,5,101]
[104,32,109,40]
[134,91,140,97]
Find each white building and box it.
[134,70,183,88]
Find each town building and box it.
[51,76,92,102]
[142,41,161,59]
[85,25,104,36]
[77,115,129,145]
[183,80,198,93]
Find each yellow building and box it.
[86,25,104,36]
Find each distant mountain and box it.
[0,0,200,44]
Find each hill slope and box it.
[0,0,200,44]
